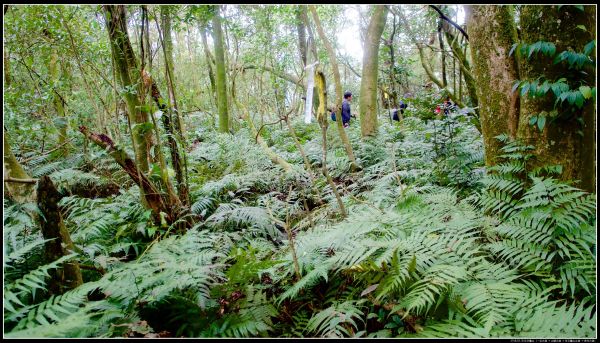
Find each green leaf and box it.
[509,43,518,57]
[574,92,584,108]
[527,42,539,59]
[567,52,578,67]
[583,40,595,56]
[521,82,531,97]
[576,25,587,31]
[559,92,570,104]
[551,83,562,97]
[511,80,522,94]
[567,91,577,105]
[132,122,154,135]
[408,255,417,273]
[546,42,556,57]
[529,116,538,126]
[147,226,157,237]
[529,79,539,96]
[538,81,550,96]
[537,115,546,132]
[579,86,592,99]
[574,5,584,11]
[553,51,566,65]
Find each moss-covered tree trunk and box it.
[212,5,229,133]
[438,19,447,88]
[466,5,520,167]
[45,33,69,157]
[308,5,358,171]
[158,7,190,207]
[359,5,388,138]
[37,176,83,295]
[103,5,153,175]
[200,22,217,128]
[517,5,595,192]
[4,129,36,202]
[4,46,10,87]
[296,5,308,67]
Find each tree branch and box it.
[241,64,305,89]
[428,5,469,41]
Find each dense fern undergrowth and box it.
[3,104,596,338]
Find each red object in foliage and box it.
[435,106,441,114]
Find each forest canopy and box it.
[2,4,596,338]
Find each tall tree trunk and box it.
[45,34,69,156]
[359,5,388,138]
[308,5,358,171]
[37,176,83,295]
[212,5,229,133]
[3,46,10,87]
[160,6,184,136]
[157,6,190,206]
[139,7,180,208]
[296,5,308,67]
[4,129,36,202]
[438,19,447,88]
[200,23,217,128]
[466,5,520,167]
[517,5,595,192]
[103,5,161,212]
[386,13,398,114]
[103,5,153,175]
[142,70,188,207]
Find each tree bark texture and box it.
[103,5,153,174]
[156,8,190,207]
[466,5,520,167]
[296,5,308,67]
[517,5,595,192]
[45,33,69,156]
[4,46,10,86]
[4,129,36,202]
[359,5,388,138]
[212,5,229,133]
[37,175,83,295]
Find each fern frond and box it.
[305,300,365,337]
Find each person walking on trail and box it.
[392,100,408,122]
[442,96,455,116]
[331,91,355,128]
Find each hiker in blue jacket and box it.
[392,100,408,121]
[331,91,354,127]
